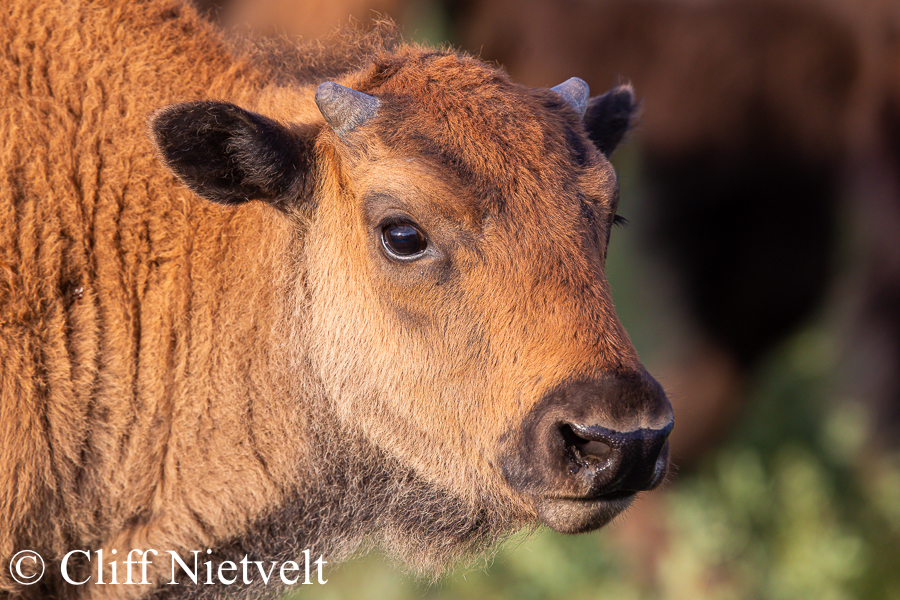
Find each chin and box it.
[534,493,636,534]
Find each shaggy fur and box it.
[0,1,663,598]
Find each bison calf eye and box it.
[381,223,427,259]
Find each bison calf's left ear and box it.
[150,101,315,207]
[583,84,639,157]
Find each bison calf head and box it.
[151,49,672,547]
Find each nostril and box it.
[581,440,613,461]
[559,424,613,467]
[557,420,673,493]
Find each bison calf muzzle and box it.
[502,373,674,533]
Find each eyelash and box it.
[612,214,628,228]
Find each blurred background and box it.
[196,0,900,597]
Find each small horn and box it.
[315,82,380,137]
[551,77,590,118]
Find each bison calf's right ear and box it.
[150,101,316,207]
[583,84,639,157]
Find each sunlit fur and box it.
[1,1,648,598]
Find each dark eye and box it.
[381,223,427,258]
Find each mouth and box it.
[534,491,636,534]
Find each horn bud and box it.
[551,77,590,118]
[315,82,380,137]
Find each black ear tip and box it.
[148,110,174,156]
[584,83,640,156]
[609,83,636,110]
[148,101,209,155]
[148,105,182,160]
[147,105,171,142]
[612,82,635,97]
[595,83,638,120]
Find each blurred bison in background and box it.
[1,0,673,598]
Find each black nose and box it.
[559,420,673,496]
[501,370,674,508]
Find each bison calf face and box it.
[151,53,673,539]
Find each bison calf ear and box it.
[150,101,314,207]
[583,84,639,157]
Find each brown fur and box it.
[1,1,663,598]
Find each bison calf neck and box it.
[0,0,673,598]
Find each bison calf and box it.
[0,0,672,598]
